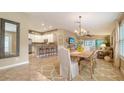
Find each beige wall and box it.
[0,12,29,68]
[120,59,124,75]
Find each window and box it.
[5,35,11,53]
[82,40,96,50]
[119,23,124,57]
[84,40,96,47]
[96,39,104,48]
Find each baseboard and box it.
[0,61,29,70]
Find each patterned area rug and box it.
[0,56,124,81]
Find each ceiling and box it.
[27,12,123,35]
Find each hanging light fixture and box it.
[74,16,87,36]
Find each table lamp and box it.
[100,43,106,50]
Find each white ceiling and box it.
[27,12,123,35]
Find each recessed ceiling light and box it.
[42,24,45,26]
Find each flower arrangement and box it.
[77,42,84,52]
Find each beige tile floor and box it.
[0,55,124,81]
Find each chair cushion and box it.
[104,56,111,62]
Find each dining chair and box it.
[58,46,79,80]
[79,50,98,79]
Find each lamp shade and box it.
[100,43,106,48]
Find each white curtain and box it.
[114,22,120,68]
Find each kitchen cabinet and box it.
[29,33,54,43]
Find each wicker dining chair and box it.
[79,50,98,79]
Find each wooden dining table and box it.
[70,50,93,59]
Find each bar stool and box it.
[39,48,42,57]
[42,47,45,56]
[50,47,54,56]
[42,47,46,57]
[47,47,51,56]
[49,46,52,56]
[46,47,49,56]
[53,46,57,55]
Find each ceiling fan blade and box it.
[86,34,92,37]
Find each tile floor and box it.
[0,55,124,81]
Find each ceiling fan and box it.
[85,30,92,37]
